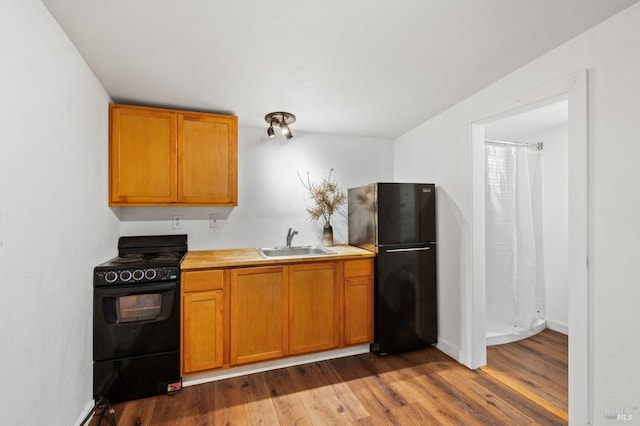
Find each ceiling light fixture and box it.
[265,112,296,140]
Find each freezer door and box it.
[377,183,436,245]
[348,184,377,251]
[372,244,437,355]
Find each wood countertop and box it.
[181,244,375,270]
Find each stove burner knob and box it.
[120,270,132,282]
[105,271,118,283]
[145,269,157,280]
[132,270,144,281]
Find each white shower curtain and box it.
[485,143,545,338]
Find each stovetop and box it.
[96,252,185,269]
[94,234,187,287]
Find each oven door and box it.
[94,281,179,361]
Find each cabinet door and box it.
[182,290,224,374]
[289,263,339,354]
[110,105,177,204]
[178,113,237,205]
[230,266,288,365]
[344,277,373,345]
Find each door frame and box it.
[468,70,590,424]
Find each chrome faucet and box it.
[286,227,298,248]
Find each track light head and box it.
[280,121,293,139]
[264,111,296,140]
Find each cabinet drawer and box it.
[183,270,224,292]
[344,259,373,278]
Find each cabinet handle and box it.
[386,247,431,253]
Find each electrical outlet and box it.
[172,215,183,229]
[209,214,217,228]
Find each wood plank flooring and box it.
[91,330,567,425]
[485,329,568,421]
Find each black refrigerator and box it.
[348,183,437,355]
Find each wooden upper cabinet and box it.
[178,113,237,204]
[109,103,237,206]
[110,106,177,204]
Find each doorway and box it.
[484,100,568,345]
[481,101,570,420]
[468,71,589,424]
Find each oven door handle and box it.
[96,281,177,295]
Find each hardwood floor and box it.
[484,329,568,421]
[92,330,567,425]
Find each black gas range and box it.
[93,234,187,403]
[94,234,187,286]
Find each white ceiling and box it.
[42,0,638,139]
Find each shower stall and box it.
[485,139,546,345]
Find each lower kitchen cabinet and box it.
[230,266,289,365]
[181,254,374,375]
[343,259,374,346]
[289,262,340,354]
[181,270,226,374]
[344,277,373,345]
[182,290,224,373]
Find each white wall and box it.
[539,123,569,332]
[120,127,394,249]
[394,3,640,422]
[0,1,118,425]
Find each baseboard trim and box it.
[74,398,97,426]
[546,320,568,335]
[435,339,462,364]
[182,345,370,387]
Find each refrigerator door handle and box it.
[385,246,431,253]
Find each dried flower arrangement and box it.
[298,168,346,232]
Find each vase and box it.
[323,224,334,246]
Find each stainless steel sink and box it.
[256,246,337,259]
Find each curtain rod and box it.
[485,138,543,150]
